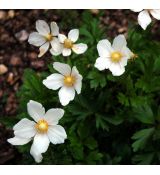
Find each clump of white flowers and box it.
[28,20,88,57]
[8,15,140,163]
[94,35,132,76]
[8,100,67,163]
[43,62,83,106]
[132,9,160,30]
[28,20,61,57]
[51,29,88,56]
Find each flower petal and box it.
[131,9,143,12]
[112,35,127,51]
[8,136,31,145]
[97,39,113,57]
[120,47,131,66]
[13,118,36,139]
[48,125,67,144]
[62,48,72,56]
[68,29,79,42]
[44,108,64,125]
[27,100,45,122]
[30,150,43,163]
[36,20,50,36]
[58,34,67,43]
[72,43,88,54]
[94,57,111,71]
[50,37,62,55]
[38,42,49,57]
[30,134,49,163]
[71,66,82,94]
[109,63,125,76]
[138,10,152,30]
[53,62,71,76]
[150,9,160,20]
[43,73,64,90]
[28,32,46,47]
[119,56,128,67]
[50,48,61,56]
[50,22,59,36]
[58,86,75,106]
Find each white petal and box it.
[58,86,75,106]
[36,20,50,36]
[44,108,64,125]
[38,42,49,57]
[71,66,82,80]
[68,29,79,42]
[131,9,143,12]
[74,79,82,94]
[97,39,113,57]
[43,73,64,90]
[30,149,43,163]
[150,9,160,20]
[13,118,36,139]
[138,10,152,30]
[120,47,131,65]
[50,48,61,56]
[28,32,46,47]
[72,43,88,54]
[48,125,67,144]
[8,136,31,145]
[53,62,71,76]
[71,66,82,94]
[30,134,49,163]
[58,34,67,43]
[94,57,111,71]
[50,37,62,54]
[50,22,59,36]
[119,57,128,67]
[27,100,45,122]
[112,35,127,51]
[109,63,125,76]
[125,47,134,59]
[30,133,50,156]
[62,48,72,56]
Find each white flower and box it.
[43,62,82,106]
[94,35,132,76]
[7,100,67,163]
[132,9,160,30]
[28,20,62,57]
[50,29,88,57]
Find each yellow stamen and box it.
[35,119,49,133]
[45,33,53,41]
[111,51,122,63]
[64,39,73,49]
[64,75,76,87]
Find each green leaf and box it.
[133,153,155,164]
[95,114,109,131]
[132,128,155,152]
[84,137,98,150]
[133,105,155,124]
[87,71,107,89]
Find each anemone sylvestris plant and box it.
[4,10,160,165]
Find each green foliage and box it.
[4,10,160,164]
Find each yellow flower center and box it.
[111,51,122,63]
[64,39,73,49]
[35,119,49,133]
[45,33,53,41]
[64,75,76,87]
